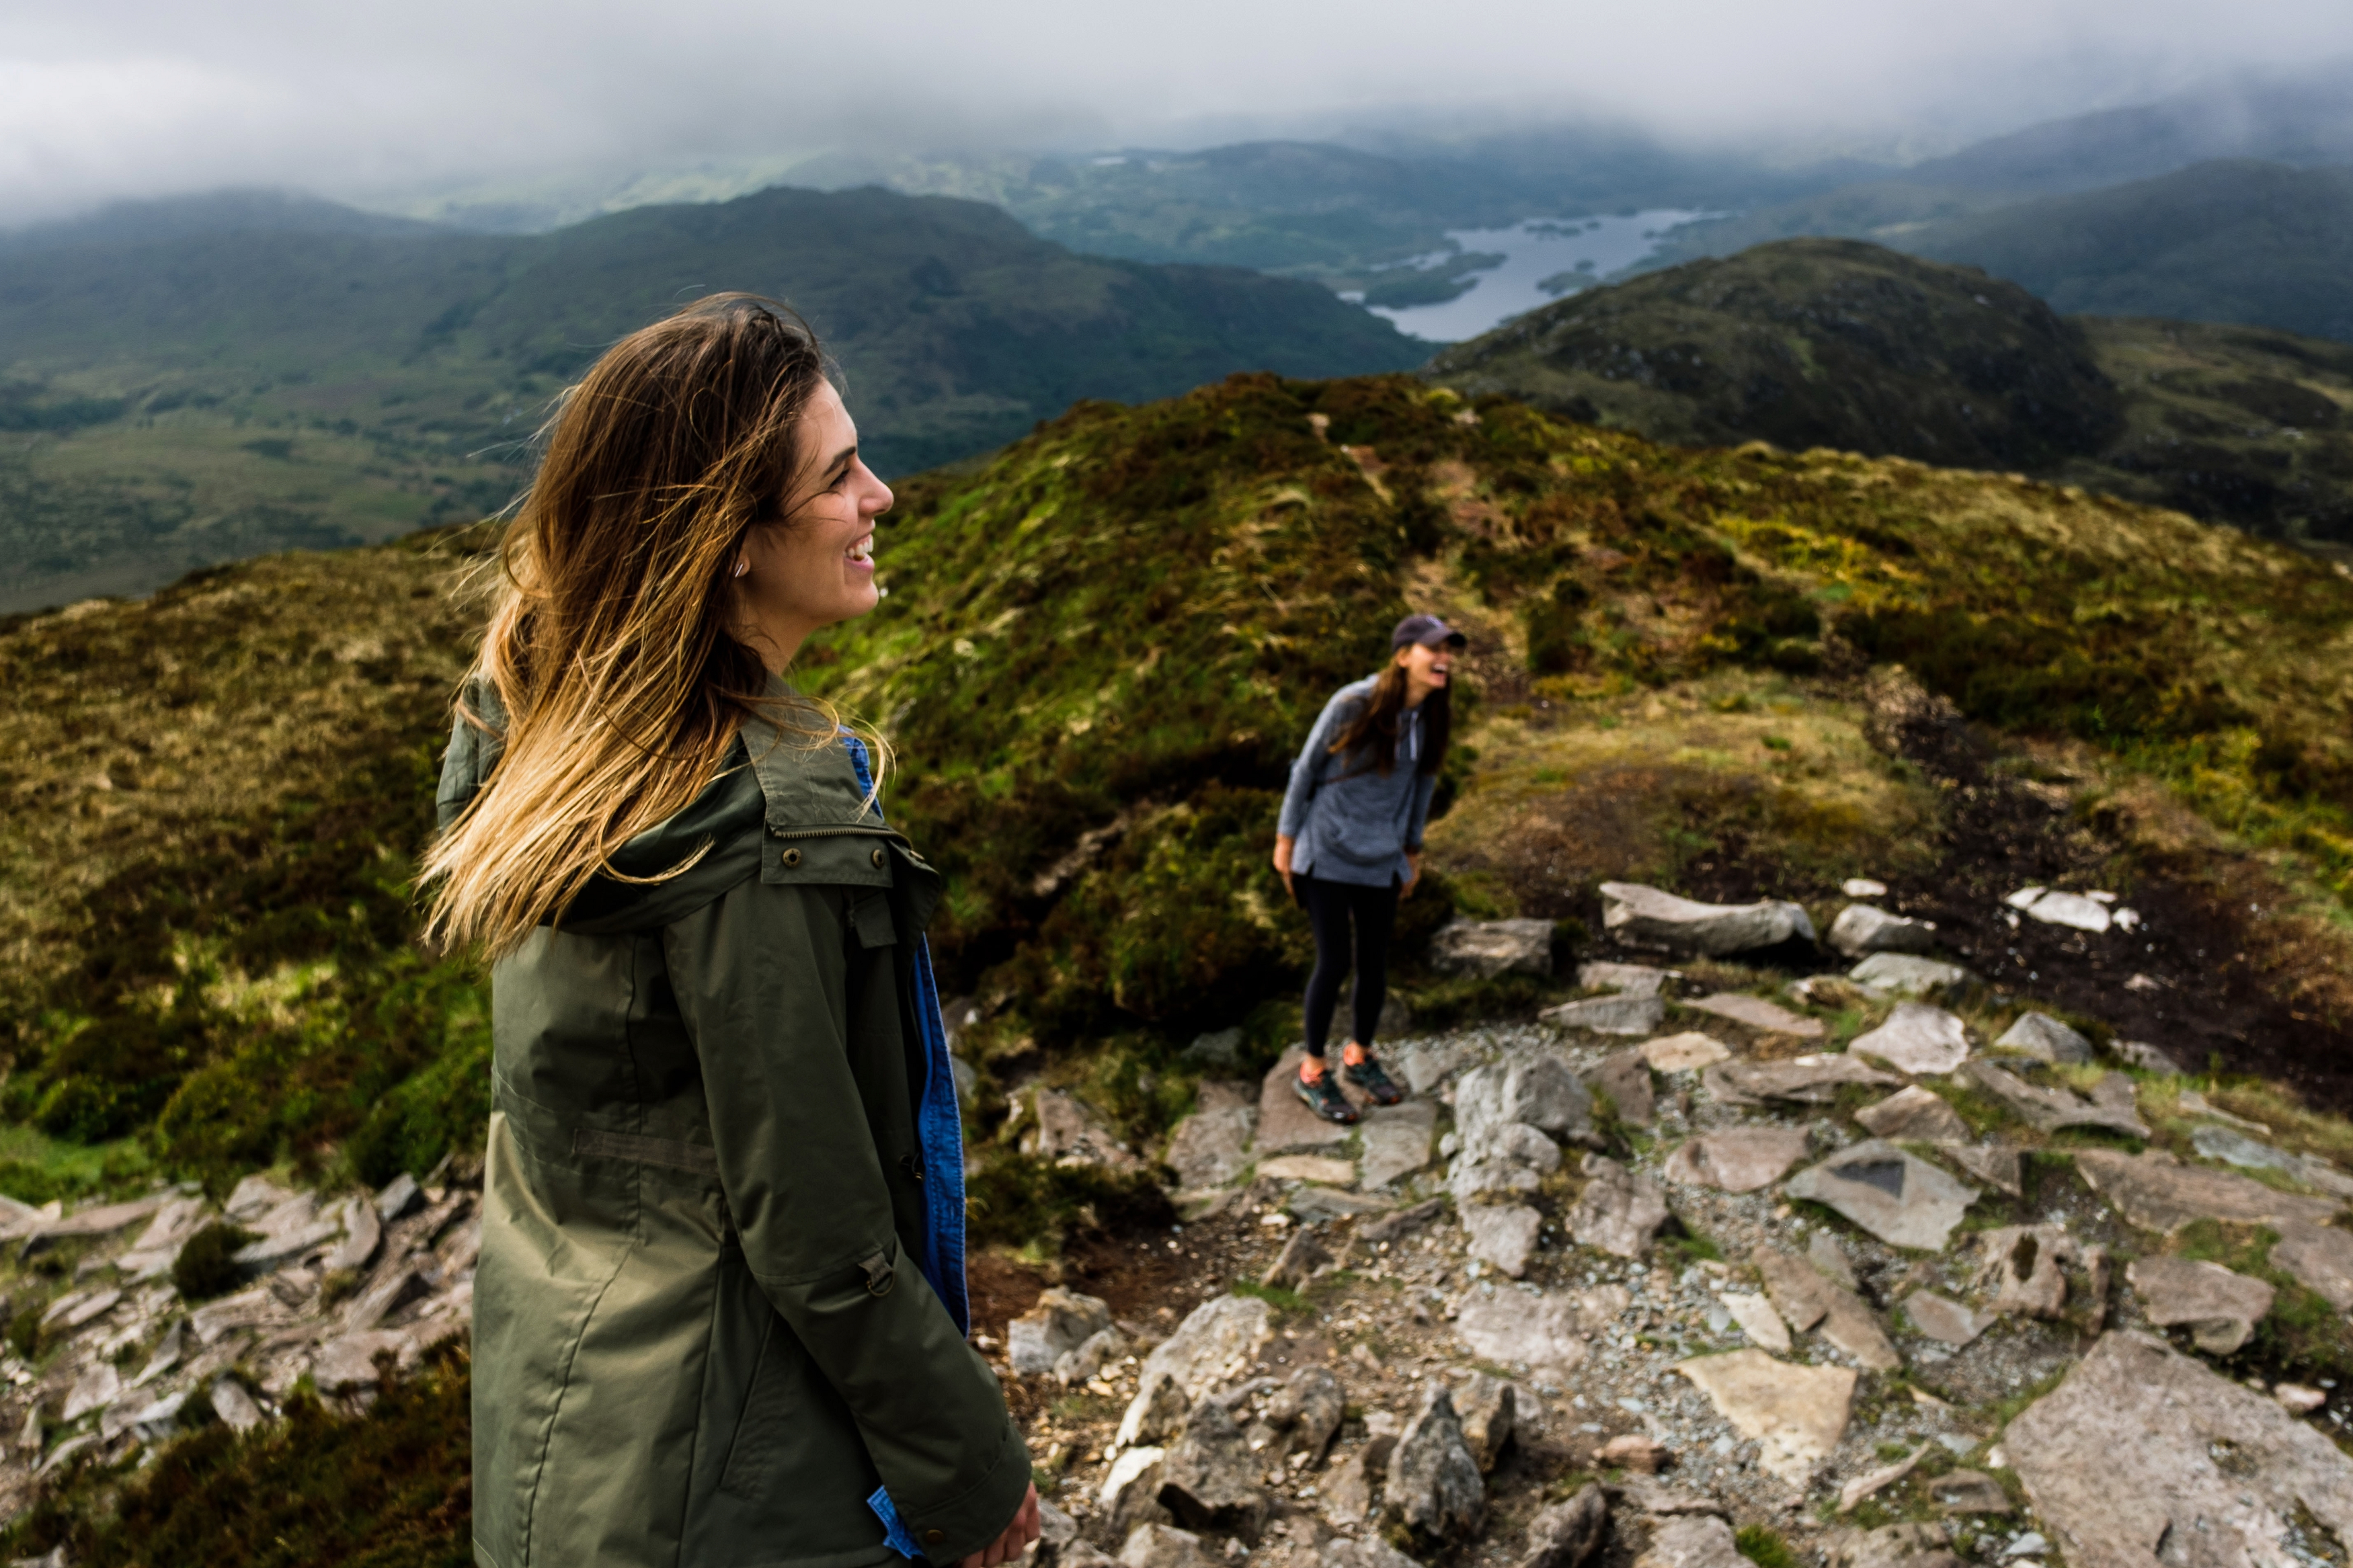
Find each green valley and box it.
[0,185,1422,612]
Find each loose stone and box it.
[1782,1139,1979,1251]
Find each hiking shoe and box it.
[1343,1053,1404,1106]
[1293,1067,1359,1125]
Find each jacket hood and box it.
[434,675,887,936]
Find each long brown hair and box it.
[1330,661,1451,778]
[422,292,857,956]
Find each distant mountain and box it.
[1907,63,2353,194]
[795,134,1870,292]
[1900,160,2353,343]
[0,188,449,253]
[1426,238,2353,543]
[0,183,1422,610]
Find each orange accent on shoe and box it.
[1341,1041,1369,1067]
[1300,1055,1328,1083]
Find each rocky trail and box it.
[0,1157,480,1539]
[2,855,2352,1565]
[986,878,2353,1568]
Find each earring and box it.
[733,559,750,578]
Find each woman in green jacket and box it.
[426,296,1037,1568]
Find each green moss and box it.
[171,1223,257,1302]
[1734,1524,1802,1568]
[962,1150,1174,1250]
[1230,1278,1309,1314]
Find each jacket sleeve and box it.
[664,878,1031,1565]
[1276,692,1353,839]
[1404,772,1438,853]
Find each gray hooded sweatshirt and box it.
[1277,675,1437,888]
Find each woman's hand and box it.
[958,1483,1040,1568]
[1273,835,1295,900]
[1402,851,1422,899]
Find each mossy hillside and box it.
[0,531,496,1192]
[11,371,2353,1193]
[1425,238,2353,544]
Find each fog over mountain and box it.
[7,0,2353,226]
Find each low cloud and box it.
[5,0,2353,223]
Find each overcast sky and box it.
[4,0,2352,223]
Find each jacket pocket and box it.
[718,1315,799,1499]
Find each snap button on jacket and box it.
[438,684,1027,1568]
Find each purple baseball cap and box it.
[1392,613,1467,650]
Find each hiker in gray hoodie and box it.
[1273,614,1464,1124]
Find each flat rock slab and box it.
[1599,881,1817,957]
[1934,1143,2022,1197]
[1676,1348,1856,1485]
[1826,903,1938,957]
[1718,1290,1791,1352]
[1783,1139,1979,1251]
[1684,992,1824,1037]
[1639,1032,1730,1072]
[1849,1003,1970,1076]
[1634,1516,1745,1567]
[1357,1101,1437,1190]
[2019,889,2110,932]
[1258,1155,1356,1186]
[1454,1290,1611,1375]
[2126,1255,2276,1354]
[2074,1147,2340,1235]
[1539,993,1665,1035]
[2007,1330,2353,1567]
[1255,1048,1365,1156]
[1925,1470,2010,1514]
[1993,1012,2093,1065]
[1577,961,1678,997]
[1703,1055,1897,1107]
[1664,1128,1811,1193]
[2271,1221,2353,1311]
[1166,1083,1258,1190]
[1853,1086,1970,1143]
[314,1329,415,1394]
[1430,918,1555,979]
[1753,1245,1902,1370]
[1288,1187,1394,1223]
[1847,953,1975,997]
[1961,1061,2149,1138]
[2190,1124,2353,1200]
[1461,1204,1541,1278]
[1903,1290,1995,1346]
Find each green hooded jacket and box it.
[438,683,1029,1568]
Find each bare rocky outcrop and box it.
[1851,1086,1969,1143]
[1155,1401,1273,1542]
[1565,1155,1669,1257]
[1825,903,1938,958]
[1461,1203,1541,1278]
[1455,1372,1515,1472]
[1991,1012,2093,1065]
[1519,1484,1607,1568]
[1138,1295,1274,1399]
[1431,918,1556,978]
[1010,1288,1115,1376]
[1599,882,1816,956]
[2126,1255,2274,1353]
[1961,1061,2147,1138]
[1386,1385,1484,1540]
[2006,1331,2353,1567]
[1847,1003,1970,1075]
[1751,1246,1899,1371]
[1782,1140,1978,1251]
[1663,1128,1810,1193]
[1675,1349,1855,1485]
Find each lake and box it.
[1357,210,1714,343]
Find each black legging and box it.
[1300,874,1400,1058]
